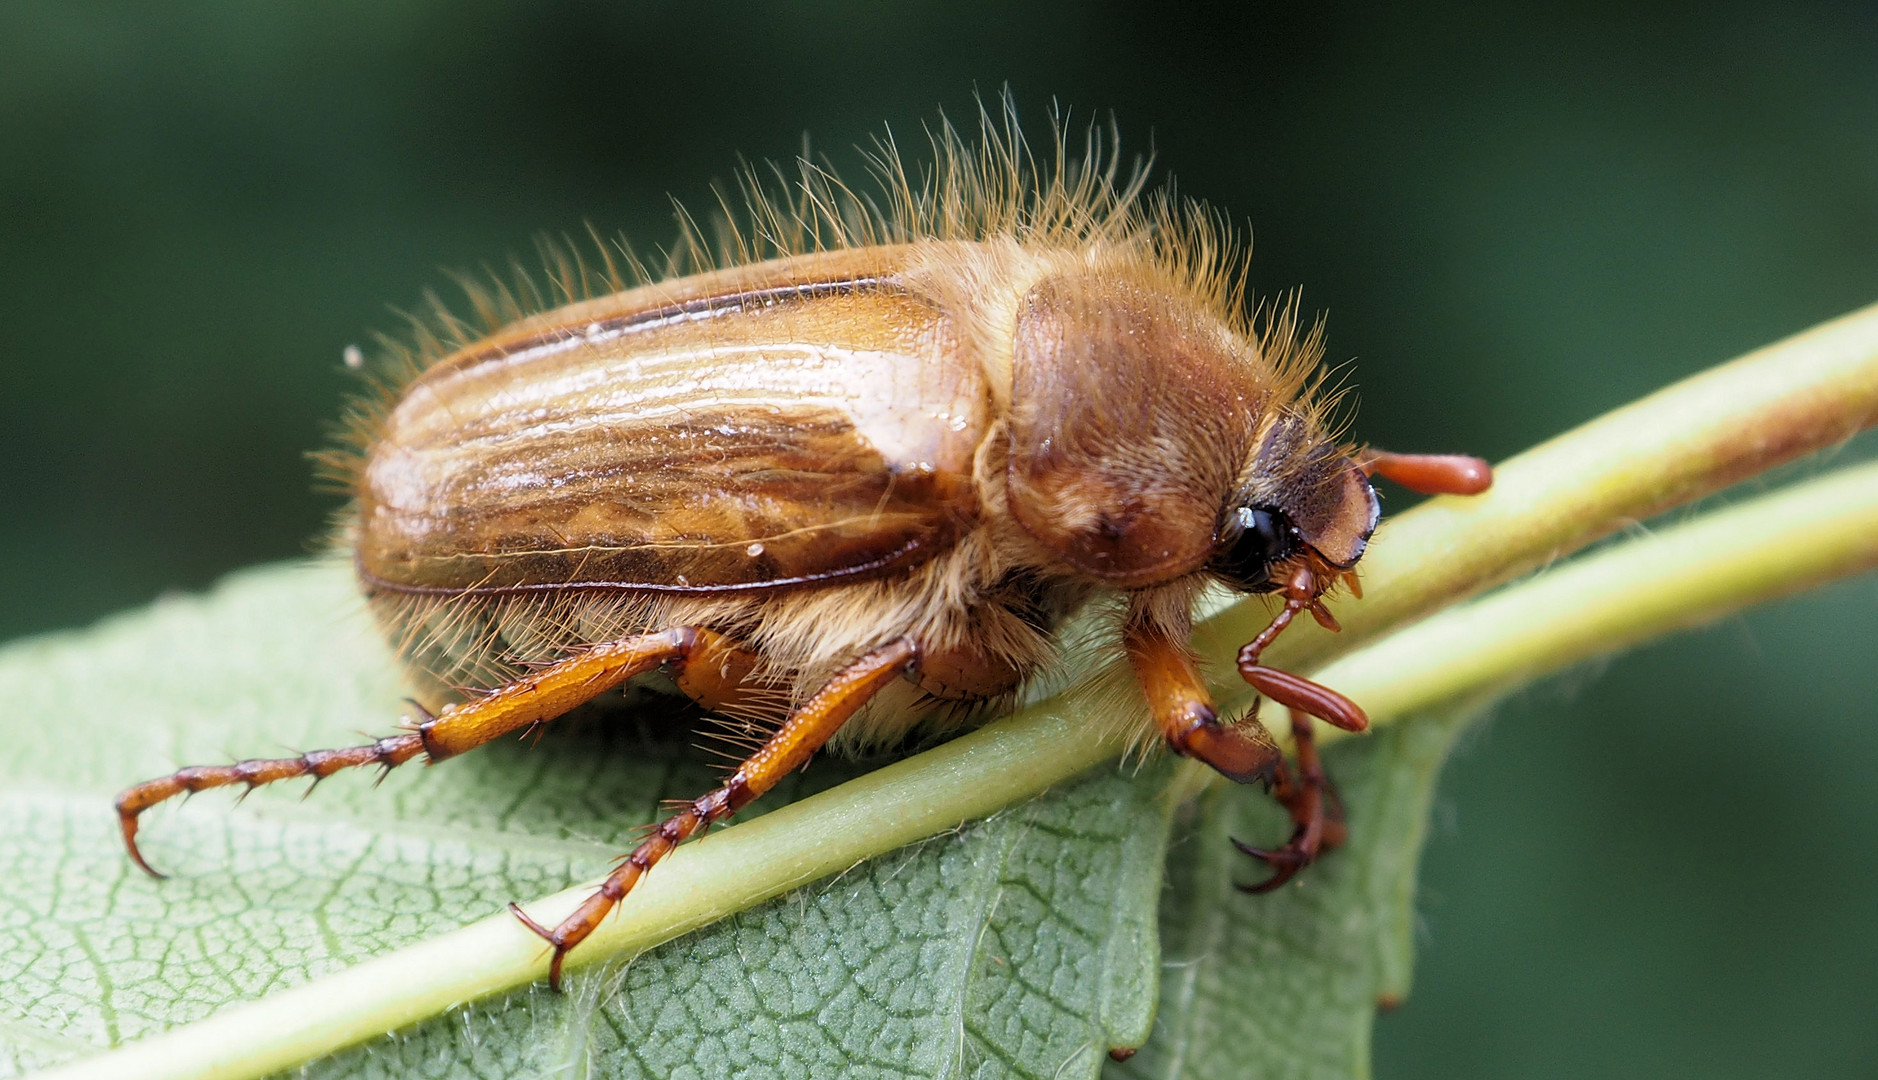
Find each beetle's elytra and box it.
[116,105,1491,988]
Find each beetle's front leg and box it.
[1123,621,1280,784]
[1228,564,1369,889]
[1233,707,1348,893]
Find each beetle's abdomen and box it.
[357,275,988,595]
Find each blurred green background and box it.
[2,2,1874,1076]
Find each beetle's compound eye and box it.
[1210,505,1299,593]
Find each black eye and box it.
[1210,506,1297,592]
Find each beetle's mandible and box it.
[116,106,1491,989]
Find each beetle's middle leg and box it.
[510,636,921,990]
[115,626,742,877]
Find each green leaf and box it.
[0,562,1178,1079]
[9,302,1878,1079]
[1108,705,1477,1080]
[0,558,1491,1080]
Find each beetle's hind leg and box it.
[1233,708,1348,893]
[510,637,921,990]
[115,626,739,878]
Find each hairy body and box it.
[357,238,1339,750]
[117,108,1490,987]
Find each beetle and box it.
[115,107,1491,988]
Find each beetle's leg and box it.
[1361,449,1493,496]
[1208,565,1369,887]
[1124,620,1281,784]
[1236,565,1369,734]
[510,637,921,990]
[668,630,764,714]
[1234,707,1348,893]
[116,627,736,878]
[1221,455,1491,890]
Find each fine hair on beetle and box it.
[322,101,1337,742]
[120,95,1492,989]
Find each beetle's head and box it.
[1207,411,1379,596]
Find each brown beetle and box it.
[115,108,1490,988]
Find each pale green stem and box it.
[35,302,1878,1080]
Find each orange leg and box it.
[510,637,921,989]
[115,626,742,878]
[668,629,763,714]
[1126,584,1361,888]
[1124,621,1280,784]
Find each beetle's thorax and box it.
[986,256,1289,590]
